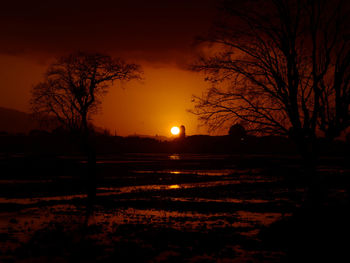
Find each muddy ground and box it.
[0,153,349,262]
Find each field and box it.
[0,153,349,262]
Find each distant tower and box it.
[180,125,186,139]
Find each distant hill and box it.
[0,106,112,135]
[0,107,43,134]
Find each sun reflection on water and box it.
[169,154,180,160]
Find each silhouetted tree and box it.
[192,0,350,157]
[31,52,142,134]
[31,52,142,215]
[228,124,246,139]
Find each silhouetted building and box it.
[180,125,186,139]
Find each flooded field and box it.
[0,153,349,262]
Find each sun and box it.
[171,126,180,135]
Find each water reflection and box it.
[0,153,304,263]
[0,174,279,206]
[2,153,349,263]
[0,203,292,255]
[169,154,180,160]
[132,169,259,176]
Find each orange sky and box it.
[95,64,212,136]
[0,52,215,137]
[0,0,226,136]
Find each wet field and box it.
[0,153,349,262]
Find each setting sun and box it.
[171,126,180,135]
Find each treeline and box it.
[0,132,349,156]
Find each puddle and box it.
[236,211,289,226]
[132,169,255,177]
[169,154,180,160]
[0,174,278,206]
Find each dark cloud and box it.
[0,0,217,63]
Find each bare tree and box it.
[31,52,142,134]
[192,0,350,154]
[31,52,142,215]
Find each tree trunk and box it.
[297,138,323,209]
[81,113,97,224]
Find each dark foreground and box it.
[0,153,350,262]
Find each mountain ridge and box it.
[0,106,41,134]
